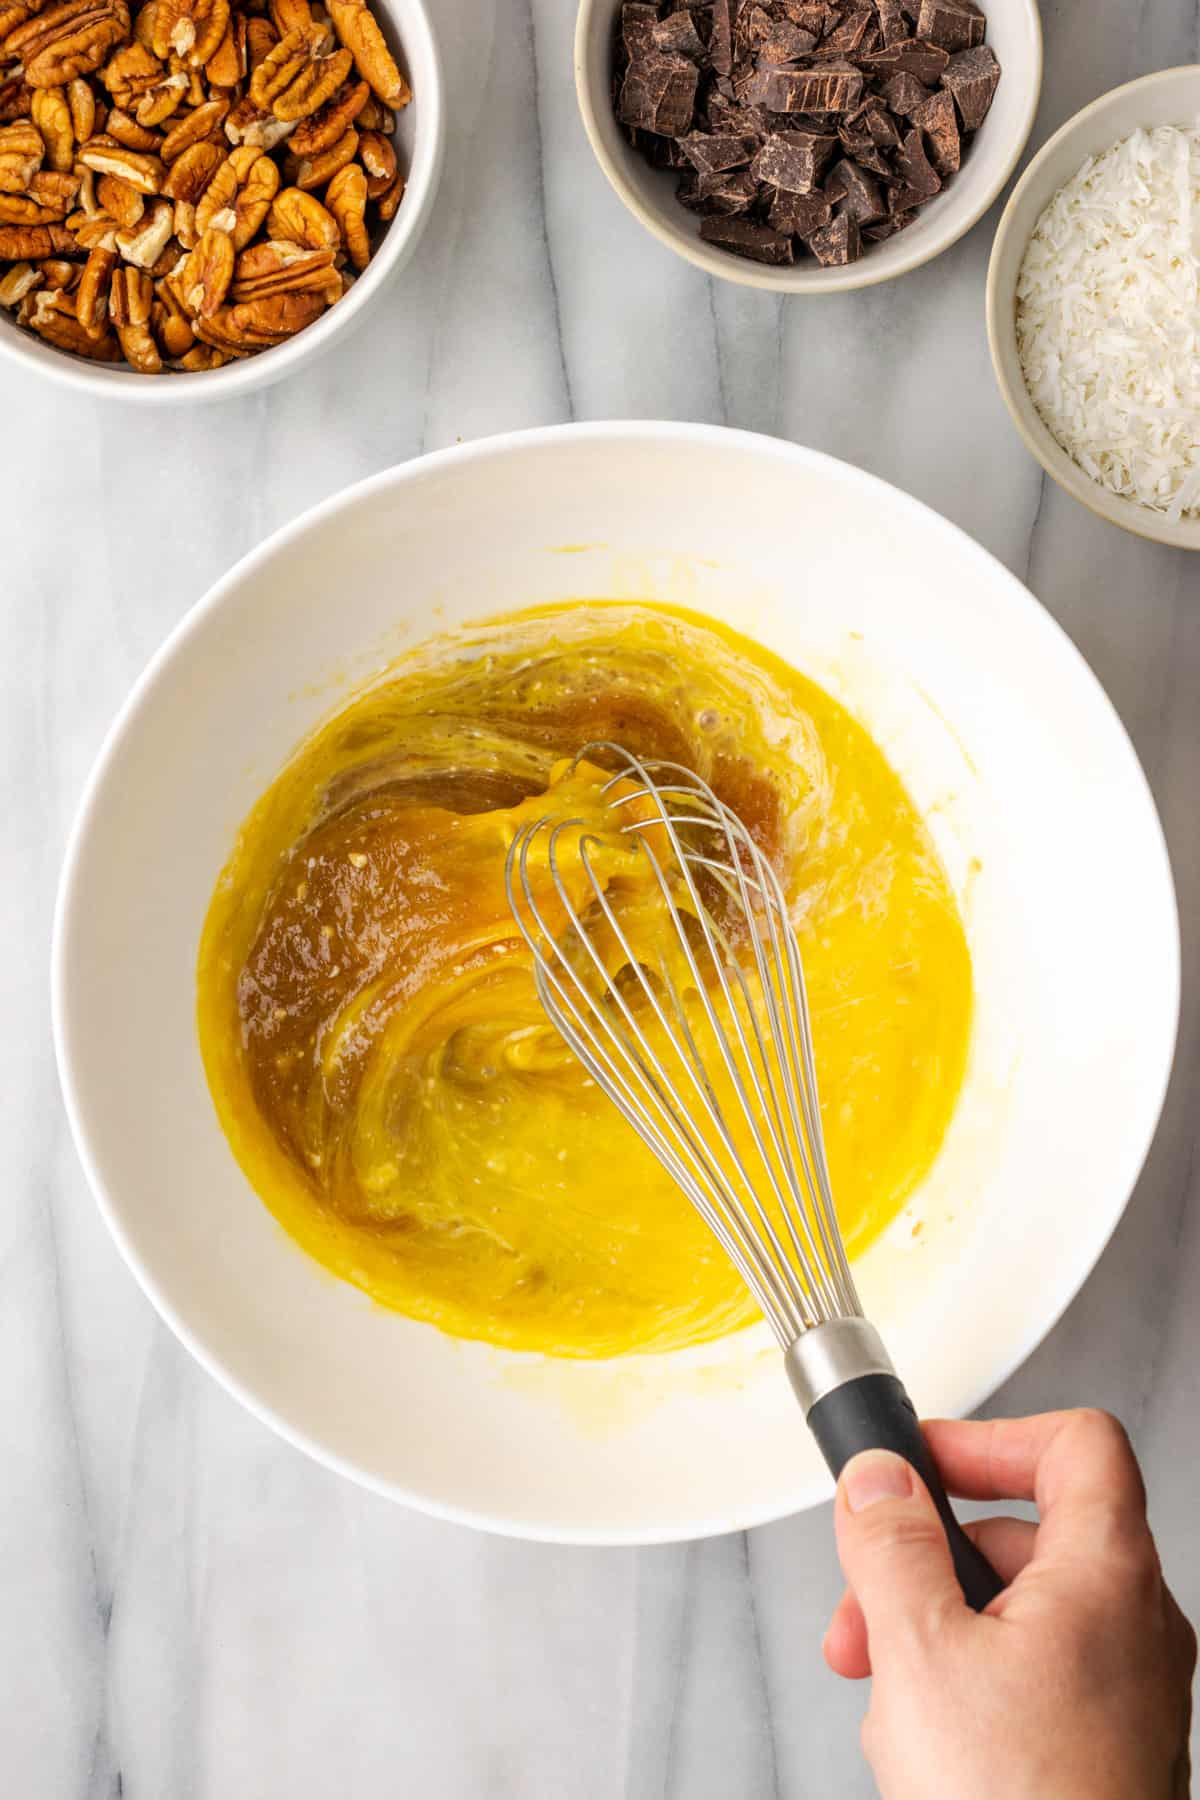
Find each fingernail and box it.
[842,1450,915,1513]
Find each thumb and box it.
[833,1449,964,1665]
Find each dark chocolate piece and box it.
[618,53,700,136]
[679,130,757,174]
[875,0,911,46]
[910,86,959,172]
[882,71,931,116]
[749,128,837,191]
[699,214,796,260]
[808,209,861,263]
[758,18,820,59]
[825,155,886,220]
[940,43,1000,130]
[709,0,737,75]
[621,2,661,62]
[855,99,901,145]
[678,165,760,210]
[820,5,872,52]
[745,62,864,112]
[837,127,893,176]
[767,186,833,235]
[857,38,950,82]
[894,123,941,197]
[778,0,825,27]
[915,0,984,52]
[651,11,710,59]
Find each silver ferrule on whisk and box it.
[784,1318,896,1414]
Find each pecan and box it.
[174,214,227,311]
[178,340,227,367]
[327,0,407,109]
[249,23,347,122]
[96,165,141,222]
[244,14,276,71]
[79,129,162,189]
[103,102,158,146]
[109,260,159,365]
[194,139,275,245]
[171,191,193,240]
[373,167,400,220]
[269,0,310,36]
[229,233,333,299]
[354,93,392,132]
[0,75,33,123]
[39,251,79,284]
[202,8,242,83]
[0,257,42,304]
[150,268,192,349]
[134,65,186,123]
[159,92,224,159]
[30,83,73,167]
[24,0,131,88]
[286,73,364,156]
[132,0,156,46]
[65,71,94,134]
[218,284,321,341]
[291,120,353,189]
[160,127,217,194]
[266,180,335,248]
[149,0,227,67]
[100,37,161,102]
[27,164,76,208]
[0,0,37,56]
[356,122,391,196]
[22,280,121,352]
[222,94,293,150]
[0,217,74,251]
[73,235,112,329]
[111,185,167,258]
[0,119,43,190]
[66,206,118,245]
[0,189,64,220]
[324,155,363,265]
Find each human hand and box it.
[824,1410,1196,1799]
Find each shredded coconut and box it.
[1015,123,1200,521]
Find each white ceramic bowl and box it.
[53,422,1178,1544]
[575,0,1042,293]
[0,0,444,405]
[987,66,1200,550]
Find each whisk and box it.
[506,742,1000,1609]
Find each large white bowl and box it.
[575,0,1042,293]
[52,423,1179,1543]
[0,0,444,405]
[987,66,1200,550]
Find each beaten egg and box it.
[197,603,972,1356]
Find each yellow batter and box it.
[197,603,972,1355]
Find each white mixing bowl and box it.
[52,423,1179,1543]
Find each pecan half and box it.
[96,165,141,223]
[266,181,336,248]
[324,156,364,266]
[225,284,322,340]
[149,0,227,67]
[23,0,131,88]
[66,207,118,246]
[27,165,77,209]
[269,0,311,36]
[203,9,242,85]
[0,74,33,123]
[0,189,64,220]
[0,119,44,190]
[0,217,74,252]
[66,71,95,134]
[39,251,79,284]
[30,83,73,167]
[74,235,113,329]
[150,266,191,349]
[160,128,217,195]
[249,22,348,122]
[354,93,392,132]
[244,14,276,71]
[159,92,225,159]
[134,65,186,124]
[178,340,227,367]
[174,215,228,312]
[222,94,293,150]
[103,102,159,146]
[0,257,42,303]
[109,260,159,364]
[327,0,407,109]
[286,73,364,156]
[194,139,275,245]
[79,129,162,189]
[374,168,401,221]
[356,123,392,197]
[100,38,161,103]
[292,120,353,189]
[22,280,121,352]
[229,234,334,299]
[111,186,168,260]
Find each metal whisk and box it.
[506,742,1000,1610]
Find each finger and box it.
[922,1412,1148,1546]
[825,1514,1036,1682]
[833,1450,965,1669]
[823,1586,870,1681]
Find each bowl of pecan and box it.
[576,0,1041,291]
[0,0,443,395]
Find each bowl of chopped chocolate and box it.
[577,0,1041,290]
[0,0,444,398]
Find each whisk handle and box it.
[806,1371,1003,1611]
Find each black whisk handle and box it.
[807,1370,1003,1612]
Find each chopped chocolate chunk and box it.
[680,130,757,174]
[882,71,931,116]
[745,62,864,112]
[679,165,761,211]
[767,186,833,235]
[911,86,959,172]
[734,2,774,52]
[837,128,893,176]
[778,0,826,27]
[709,0,737,75]
[940,43,1000,130]
[863,213,913,240]
[826,155,887,220]
[857,38,950,83]
[916,0,985,52]
[808,210,861,263]
[894,124,941,197]
[749,128,837,191]
[618,53,701,137]
[876,0,911,46]
[651,11,711,60]
[758,18,820,59]
[622,2,661,62]
[700,214,797,261]
[855,99,902,145]
[820,5,872,52]
[634,129,695,168]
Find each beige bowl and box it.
[575,0,1042,294]
[986,65,1200,551]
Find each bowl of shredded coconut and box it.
[987,66,1200,550]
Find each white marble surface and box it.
[4,1,1200,1793]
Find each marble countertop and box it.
[5,1,1199,1793]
